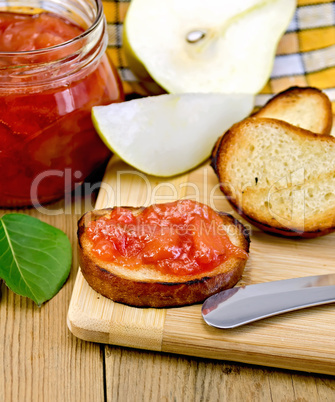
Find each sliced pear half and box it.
[92,93,254,177]
[124,0,296,94]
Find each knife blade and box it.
[202,273,335,329]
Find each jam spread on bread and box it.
[86,200,247,276]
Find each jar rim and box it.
[0,0,104,56]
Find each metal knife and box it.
[202,274,335,329]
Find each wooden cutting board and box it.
[67,156,335,375]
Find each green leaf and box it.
[0,214,72,306]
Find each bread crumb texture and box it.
[217,117,335,234]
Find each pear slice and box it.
[124,0,296,94]
[92,93,254,177]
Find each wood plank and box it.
[68,270,166,349]
[68,156,335,375]
[162,303,335,374]
[104,346,335,402]
[0,199,105,402]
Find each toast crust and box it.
[254,86,333,135]
[213,117,335,238]
[227,197,335,238]
[78,206,250,308]
[211,86,333,174]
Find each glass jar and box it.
[0,0,124,207]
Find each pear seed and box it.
[186,30,206,44]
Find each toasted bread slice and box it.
[78,206,250,308]
[212,117,335,237]
[211,86,333,168]
[255,86,333,135]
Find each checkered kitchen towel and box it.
[102,0,335,110]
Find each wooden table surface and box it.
[1,183,335,402]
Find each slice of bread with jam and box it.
[78,200,250,307]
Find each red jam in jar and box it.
[0,2,123,207]
[86,200,248,276]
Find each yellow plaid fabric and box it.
[102,0,335,110]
